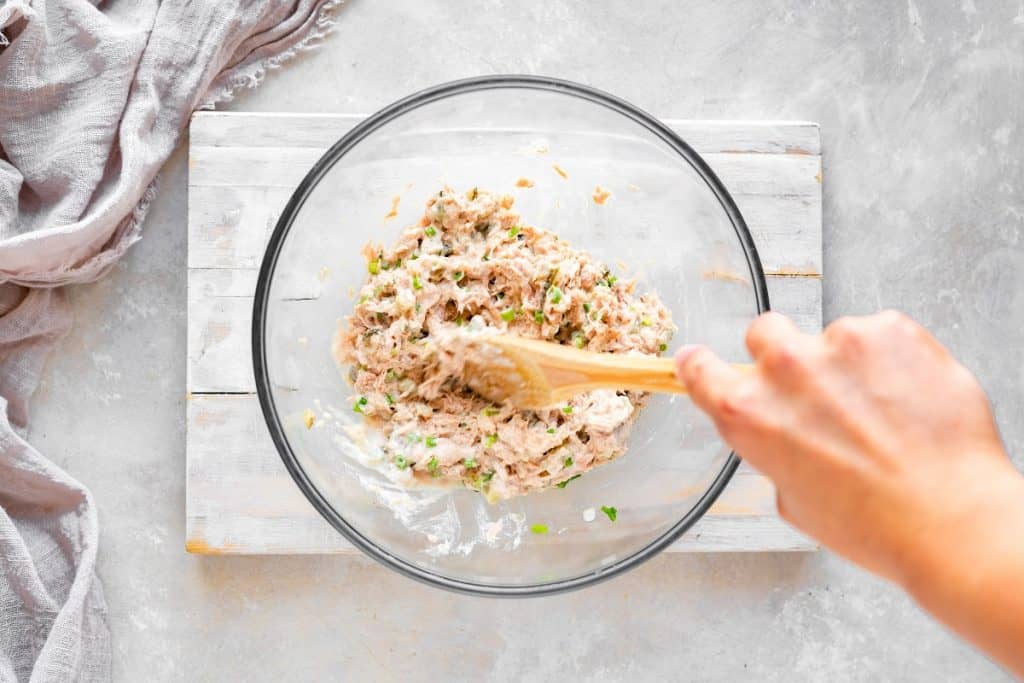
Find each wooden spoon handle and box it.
[494,335,752,400]
[548,354,688,396]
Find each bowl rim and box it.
[252,74,770,597]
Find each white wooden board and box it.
[186,112,822,555]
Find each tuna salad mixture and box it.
[333,187,675,500]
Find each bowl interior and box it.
[256,79,763,593]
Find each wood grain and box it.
[187,112,822,554]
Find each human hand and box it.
[675,310,1017,587]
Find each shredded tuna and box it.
[333,187,675,500]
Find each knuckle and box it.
[760,341,802,375]
[710,391,736,417]
[826,316,860,341]
[681,354,705,383]
[682,348,715,383]
[746,312,784,346]
[751,411,786,439]
[952,363,985,398]
[879,309,913,334]
[715,382,758,421]
[825,316,866,353]
[715,417,738,444]
[744,320,763,349]
[878,308,906,325]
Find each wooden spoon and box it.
[457,334,752,410]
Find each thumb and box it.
[675,345,746,419]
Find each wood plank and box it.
[187,114,822,555]
[186,166,821,272]
[191,111,820,155]
[187,111,822,273]
[187,512,810,554]
[188,148,820,203]
[186,393,811,553]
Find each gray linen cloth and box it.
[0,1,341,679]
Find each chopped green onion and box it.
[659,343,668,352]
[508,226,521,238]
[530,524,549,535]
[482,471,495,482]
[482,254,490,261]
[358,295,369,304]
[484,433,499,447]
[427,455,439,476]
[353,396,368,413]
[572,333,585,349]
[483,407,500,417]
[582,302,591,313]
[547,428,556,434]
[385,369,399,381]
[455,316,466,326]
[564,456,573,467]
[463,457,478,469]
[533,310,545,324]
[500,308,517,322]
[425,226,437,237]
[425,436,438,448]
[548,286,563,304]
[412,274,422,290]
[556,474,581,489]
[601,505,618,522]
[394,454,408,470]
[385,393,395,406]
[368,259,381,274]
[606,275,618,286]
[640,316,652,327]
[562,405,573,414]
[452,271,464,282]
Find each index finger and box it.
[675,345,747,419]
[745,312,804,360]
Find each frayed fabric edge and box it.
[0,0,34,48]
[25,0,345,286]
[199,0,347,110]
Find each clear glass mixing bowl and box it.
[252,76,768,595]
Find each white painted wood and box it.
[186,393,810,554]
[190,111,820,155]
[187,113,822,273]
[186,112,822,555]
[188,176,819,274]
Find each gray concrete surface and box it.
[25,1,1023,680]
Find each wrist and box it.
[898,456,1024,603]
[895,456,1024,678]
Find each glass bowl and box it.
[253,75,767,596]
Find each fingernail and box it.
[674,344,703,368]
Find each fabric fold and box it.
[0,1,343,680]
